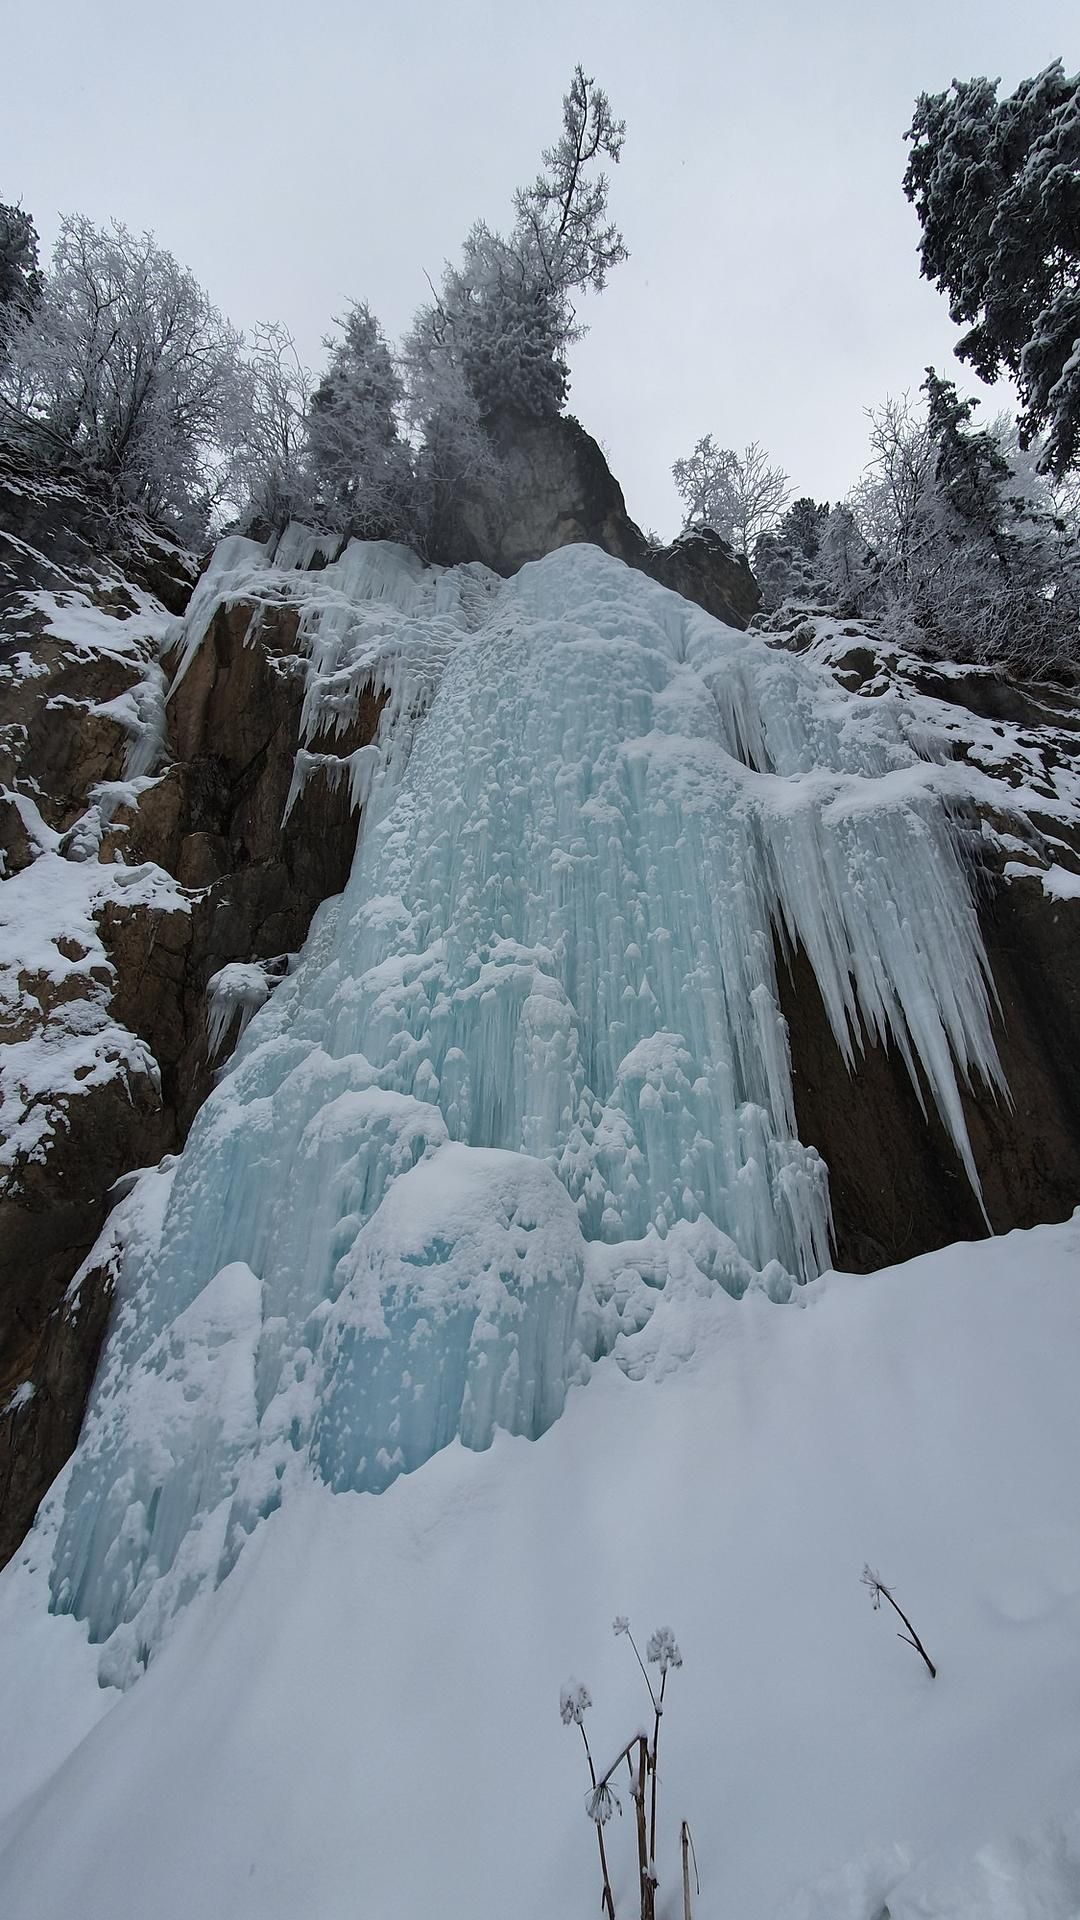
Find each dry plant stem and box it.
[627,1737,654,1920]
[625,1630,658,1712]
[580,1722,617,1920]
[648,1667,667,1867]
[876,1580,937,1679]
[623,1627,664,1882]
[680,1821,696,1920]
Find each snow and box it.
[0,849,187,1178]
[1,1218,1080,1918]
[1016,861,1080,901]
[205,961,274,1060]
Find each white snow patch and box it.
[1,1219,1079,1918]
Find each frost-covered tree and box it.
[819,503,875,612]
[232,321,315,534]
[672,435,790,556]
[0,201,42,351]
[924,367,1012,548]
[2,215,245,538]
[400,302,501,559]
[403,65,626,551]
[435,222,571,421]
[847,392,936,602]
[755,496,875,615]
[904,61,1080,477]
[306,301,414,537]
[753,496,829,607]
[845,375,1080,669]
[513,63,628,310]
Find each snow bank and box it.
[1,1218,1079,1919]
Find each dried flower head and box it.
[587,1779,622,1826]
[646,1626,682,1674]
[862,1565,884,1610]
[560,1680,592,1726]
[612,1615,630,1637]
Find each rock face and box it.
[764,609,1080,1271]
[102,597,379,1137]
[0,462,375,1565]
[779,886,1080,1272]
[446,408,761,629]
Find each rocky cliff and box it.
[0,467,377,1562]
[445,407,762,628]
[3,439,1080,1566]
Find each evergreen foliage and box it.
[306,302,414,538]
[904,61,1080,477]
[0,200,42,349]
[402,64,626,552]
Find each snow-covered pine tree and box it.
[845,374,1080,670]
[923,368,1012,549]
[754,497,875,616]
[819,505,875,613]
[306,301,414,539]
[0,201,42,354]
[403,65,627,554]
[753,496,829,607]
[904,61,1080,477]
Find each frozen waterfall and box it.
[47,538,1004,1683]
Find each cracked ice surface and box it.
[48,541,1003,1679]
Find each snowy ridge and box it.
[34,539,1013,1684]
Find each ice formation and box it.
[45,537,1005,1681]
[206,962,279,1061]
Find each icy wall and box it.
[46,538,1004,1681]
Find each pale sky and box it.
[3,0,1076,537]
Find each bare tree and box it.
[846,393,936,598]
[232,320,315,532]
[1,215,245,539]
[672,435,790,555]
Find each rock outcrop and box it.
[446,407,761,629]
[765,610,1080,1270]
[0,466,375,1564]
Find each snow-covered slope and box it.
[1,1219,1079,1919]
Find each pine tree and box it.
[306,302,414,538]
[904,61,1080,477]
[0,201,43,350]
[754,496,829,607]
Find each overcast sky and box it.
[3,1,1076,537]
